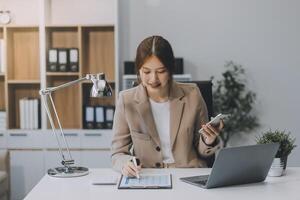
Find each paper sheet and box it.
[119,174,172,188]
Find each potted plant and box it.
[256,130,296,176]
[212,61,259,147]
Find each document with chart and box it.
[118,173,172,189]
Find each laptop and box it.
[180,143,279,189]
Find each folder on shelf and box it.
[58,49,68,72]
[95,106,105,129]
[19,99,25,129]
[84,106,95,129]
[48,48,58,72]
[69,48,79,72]
[105,106,115,129]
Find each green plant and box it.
[212,61,259,147]
[256,130,296,158]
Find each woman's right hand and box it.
[121,159,142,178]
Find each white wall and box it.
[118,0,300,166]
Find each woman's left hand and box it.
[201,120,224,145]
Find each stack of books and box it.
[0,111,6,130]
[19,98,40,129]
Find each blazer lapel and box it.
[134,85,161,147]
[169,82,185,149]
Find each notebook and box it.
[180,143,279,189]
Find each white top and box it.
[149,98,175,163]
[25,168,300,200]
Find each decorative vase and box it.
[268,157,285,177]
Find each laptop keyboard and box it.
[194,179,208,185]
[181,175,209,186]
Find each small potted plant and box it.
[256,130,296,176]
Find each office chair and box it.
[182,81,215,167]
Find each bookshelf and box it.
[44,25,116,129]
[0,24,117,130]
[1,1,118,199]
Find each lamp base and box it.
[48,166,89,178]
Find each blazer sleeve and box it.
[111,92,133,172]
[193,87,223,157]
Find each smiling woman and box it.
[111,35,224,178]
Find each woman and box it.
[111,36,224,177]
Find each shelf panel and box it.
[7,80,40,84]
[7,84,40,129]
[46,27,79,48]
[0,73,5,76]
[47,76,81,129]
[6,27,40,81]
[46,72,80,76]
[81,26,115,82]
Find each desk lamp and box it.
[39,73,112,178]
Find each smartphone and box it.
[198,113,228,133]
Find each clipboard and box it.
[118,174,172,189]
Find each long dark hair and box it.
[135,36,175,83]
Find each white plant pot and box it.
[268,157,284,177]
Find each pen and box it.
[132,157,140,179]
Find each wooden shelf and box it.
[81,26,115,82]
[46,72,80,76]
[7,80,40,84]
[46,26,79,49]
[6,27,40,81]
[47,76,81,129]
[0,73,5,76]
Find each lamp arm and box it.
[40,76,88,95]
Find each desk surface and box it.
[25,168,300,200]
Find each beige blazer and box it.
[111,81,222,171]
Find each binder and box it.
[84,106,94,129]
[48,48,58,72]
[58,49,68,72]
[105,106,115,129]
[95,106,105,129]
[19,99,25,129]
[69,48,79,72]
[33,99,39,129]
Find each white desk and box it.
[25,168,300,200]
